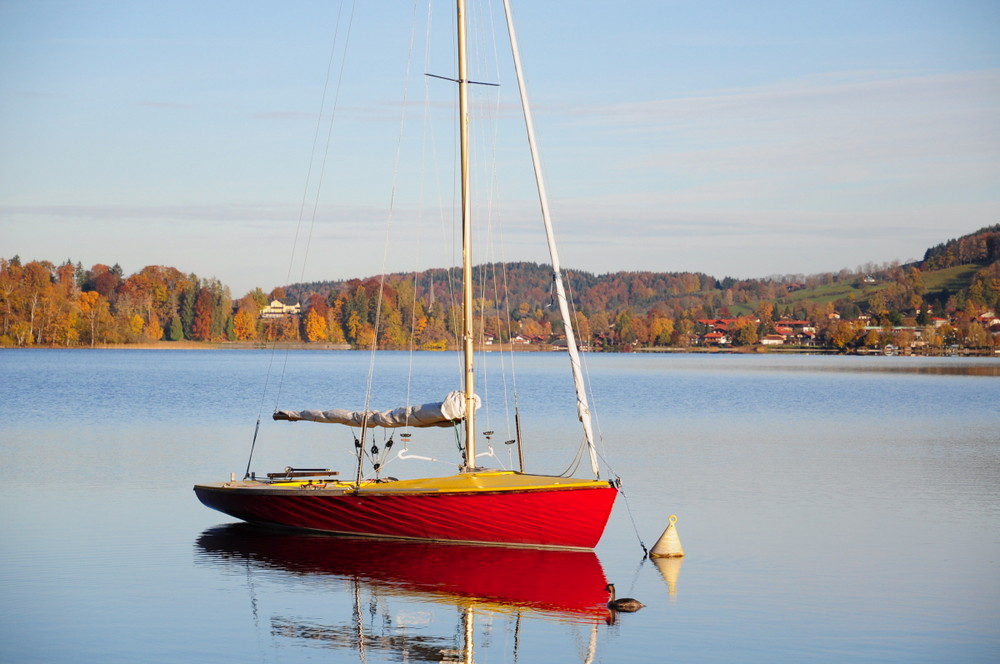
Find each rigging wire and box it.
[282,0,357,409]
[396,0,438,473]
[483,10,522,466]
[356,0,423,482]
[467,0,527,462]
[555,436,586,478]
[562,271,615,473]
[296,0,358,289]
[373,0,445,477]
[244,0,353,476]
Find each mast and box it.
[502,0,600,476]
[457,0,477,471]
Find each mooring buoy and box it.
[650,514,685,558]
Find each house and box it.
[549,337,570,351]
[774,319,814,332]
[978,311,1000,328]
[701,331,730,345]
[697,318,739,331]
[773,319,817,344]
[760,334,786,346]
[260,298,301,319]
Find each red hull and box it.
[195,481,617,550]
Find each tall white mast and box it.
[502,0,600,477]
[457,0,477,471]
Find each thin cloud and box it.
[137,99,188,109]
[554,69,1000,218]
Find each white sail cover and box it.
[273,391,480,428]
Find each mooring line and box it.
[615,478,650,558]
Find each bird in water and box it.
[605,583,645,612]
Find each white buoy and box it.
[650,514,685,558]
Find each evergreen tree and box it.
[179,279,198,339]
[168,314,184,341]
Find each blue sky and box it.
[2,0,998,296]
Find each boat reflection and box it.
[196,524,611,661]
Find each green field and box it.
[921,264,982,295]
[731,263,987,315]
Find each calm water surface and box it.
[1,349,998,663]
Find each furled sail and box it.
[272,391,480,429]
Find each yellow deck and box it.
[207,471,610,495]
[356,471,610,494]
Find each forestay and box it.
[273,391,480,429]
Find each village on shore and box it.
[3,226,998,354]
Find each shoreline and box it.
[4,341,996,356]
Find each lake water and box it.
[1,349,998,663]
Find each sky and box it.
[2,0,998,297]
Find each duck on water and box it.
[605,583,645,612]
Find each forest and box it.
[2,225,998,350]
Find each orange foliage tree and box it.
[304,308,328,342]
[191,288,214,340]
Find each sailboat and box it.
[194,0,617,550]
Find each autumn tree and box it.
[145,312,164,341]
[123,313,142,342]
[645,314,672,346]
[191,288,214,341]
[233,309,258,341]
[672,318,695,347]
[327,297,347,344]
[231,293,262,341]
[77,290,110,347]
[730,316,759,346]
[614,310,636,345]
[826,320,863,349]
[570,311,591,346]
[863,328,880,348]
[419,314,448,349]
[964,321,990,348]
[304,308,328,342]
[378,302,408,349]
[756,301,775,335]
[0,257,22,338]
[85,264,121,301]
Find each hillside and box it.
[285,226,1000,326]
[920,224,1000,269]
[2,226,997,349]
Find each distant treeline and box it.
[2,226,998,349]
[921,223,1000,270]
